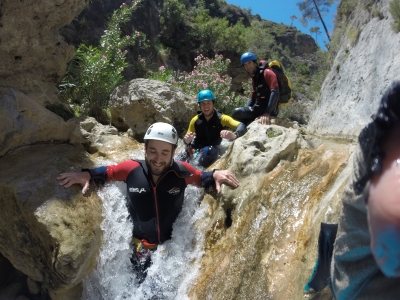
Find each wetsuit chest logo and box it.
[167,187,180,195]
[129,187,146,193]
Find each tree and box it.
[290,15,297,27]
[297,0,335,42]
[310,26,321,42]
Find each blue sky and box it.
[225,0,338,49]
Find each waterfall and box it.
[81,155,208,300]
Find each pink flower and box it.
[135,31,140,36]
[159,66,165,71]
[126,35,131,39]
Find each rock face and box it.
[0,0,86,106]
[109,78,198,140]
[275,28,318,56]
[0,144,103,299]
[188,122,353,300]
[0,87,78,157]
[307,0,400,140]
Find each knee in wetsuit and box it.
[231,107,248,121]
[199,146,219,168]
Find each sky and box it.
[225,0,338,49]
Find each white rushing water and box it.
[81,153,209,299]
[81,139,234,299]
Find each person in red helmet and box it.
[231,51,280,125]
[57,122,239,283]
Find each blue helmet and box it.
[240,52,257,65]
[197,89,216,103]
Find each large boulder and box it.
[0,87,78,158]
[188,122,354,299]
[0,0,86,105]
[109,78,198,140]
[0,144,103,299]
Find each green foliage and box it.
[390,0,400,32]
[347,27,361,46]
[189,7,247,54]
[61,1,145,121]
[266,128,283,138]
[147,66,174,82]
[160,0,187,47]
[297,0,335,41]
[298,63,310,75]
[170,54,249,114]
[279,101,310,124]
[244,20,276,58]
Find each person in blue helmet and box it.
[182,89,247,168]
[231,52,280,125]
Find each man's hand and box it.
[184,132,196,145]
[213,170,239,193]
[57,171,91,195]
[368,121,400,277]
[220,130,237,140]
[256,113,270,125]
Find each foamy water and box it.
[82,180,208,300]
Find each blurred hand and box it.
[57,171,91,195]
[184,132,196,145]
[213,170,239,193]
[220,130,237,140]
[256,113,270,125]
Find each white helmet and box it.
[144,122,178,146]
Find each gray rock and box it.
[109,78,197,139]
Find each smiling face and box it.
[199,100,215,120]
[145,139,175,182]
[243,61,257,76]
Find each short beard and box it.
[145,156,172,177]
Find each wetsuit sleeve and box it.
[264,69,279,91]
[83,160,140,184]
[248,78,256,106]
[187,116,197,133]
[221,115,247,138]
[177,161,215,188]
[264,69,280,115]
[221,114,240,129]
[106,160,140,181]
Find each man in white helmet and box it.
[57,122,239,283]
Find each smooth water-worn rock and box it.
[0,144,103,299]
[186,122,354,299]
[0,87,78,157]
[109,78,198,138]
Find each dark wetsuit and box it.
[86,159,215,283]
[231,67,280,124]
[184,109,246,167]
[87,159,214,244]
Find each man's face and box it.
[243,61,257,76]
[145,139,175,176]
[199,100,215,118]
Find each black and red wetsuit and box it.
[86,159,214,245]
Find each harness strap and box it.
[132,237,158,253]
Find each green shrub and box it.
[60,1,146,121]
[279,101,310,124]
[170,54,249,114]
[390,0,400,32]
